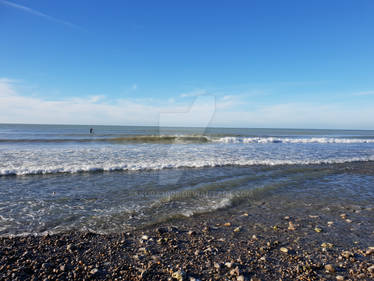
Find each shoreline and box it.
[1,199,373,280]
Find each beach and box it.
[1,193,373,280]
[0,125,374,280]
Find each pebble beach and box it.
[1,197,373,281]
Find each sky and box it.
[1,0,374,129]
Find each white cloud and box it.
[132,84,138,90]
[1,78,374,129]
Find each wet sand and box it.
[1,197,373,281]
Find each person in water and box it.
[90,128,94,134]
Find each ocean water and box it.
[1,124,374,235]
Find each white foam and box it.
[215,136,374,144]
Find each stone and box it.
[230,266,240,276]
[314,227,322,233]
[325,264,335,273]
[341,251,353,258]
[224,222,231,227]
[288,221,296,231]
[366,247,374,255]
[90,268,99,275]
[336,276,344,281]
[237,275,246,281]
[172,269,186,281]
[280,247,288,253]
[213,262,221,270]
[368,265,374,273]
[225,262,233,268]
[327,221,334,226]
[141,235,149,240]
[234,227,241,233]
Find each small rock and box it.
[325,264,335,273]
[336,275,344,281]
[284,216,290,220]
[230,266,240,276]
[172,269,186,281]
[202,226,210,233]
[225,262,233,268]
[60,265,65,271]
[341,251,353,258]
[213,262,221,270]
[250,278,261,281]
[321,242,333,248]
[233,227,241,233]
[340,213,347,219]
[309,215,319,219]
[280,247,288,253]
[237,275,245,281]
[188,230,196,236]
[314,227,322,233]
[288,221,296,231]
[242,213,249,217]
[224,222,231,227]
[141,235,149,240]
[327,221,334,226]
[366,247,374,255]
[251,234,258,240]
[367,265,374,273]
[345,219,352,223]
[90,268,99,275]
[66,244,74,251]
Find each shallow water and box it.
[1,124,374,235]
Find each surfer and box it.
[90,128,94,134]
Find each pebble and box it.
[141,235,149,240]
[225,262,233,268]
[188,230,196,236]
[90,268,99,275]
[368,265,374,273]
[237,275,245,281]
[280,247,288,253]
[230,266,240,276]
[340,213,347,219]
[213,262,221,270]
[288,221,296,231]
[336,276,344,281]
[233,227,241,233]
[341,251,353,258]
[366,247,374,255]
[325,264,335,273]
[172,269,186,281]
[224,222,231,227]
[314,227,322,233]
[327,221,334,226]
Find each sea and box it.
[1,124,374,236]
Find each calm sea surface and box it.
[1,124,374,235]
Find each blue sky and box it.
[1,0,374,129]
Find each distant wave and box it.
[214,136,374,144]
[0,135,211,144]
[2,135,374,144]
[1,157,374,176]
